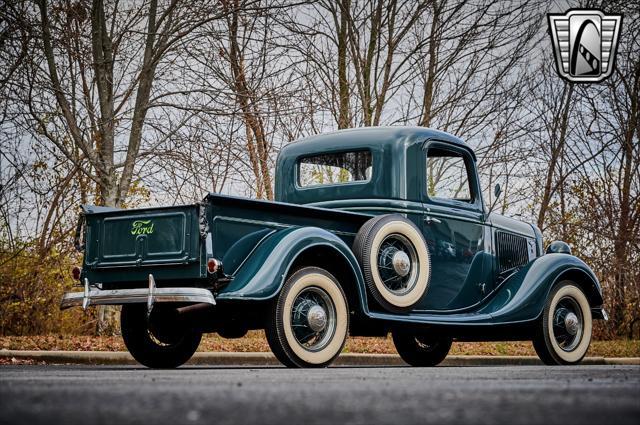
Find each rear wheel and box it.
[121,304,202,368]
[392,331,452,366]
[532,281,592,365]
[265,267,349,368]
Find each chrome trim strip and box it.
[489,224,535,238]
[147,274,156,314]
[87,258,194,268]
[213,215,356,237]
[82,278,90,310]
[340,206,484,225]
[60,287,215,310]
[205,232,213,256]
[423,210,483,224]
[339,206,423,215]
[307,198,424,209]
[213,215,289,230]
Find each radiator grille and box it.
[496,231,529,273]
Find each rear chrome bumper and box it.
[60,274,215,310]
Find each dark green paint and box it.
[78,126,605,334]
[366,254,603,327]
[217,226,367,309]
[81,205,204,287]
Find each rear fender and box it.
[479,253,604,323]
[217,227,367,311]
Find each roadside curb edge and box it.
[1,350,638,366]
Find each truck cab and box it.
[276,127,538,312]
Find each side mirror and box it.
[487,183,502,216]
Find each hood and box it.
[488,213,536,238]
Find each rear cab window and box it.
[298,150,372,187]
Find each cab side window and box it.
[426,148,473,203]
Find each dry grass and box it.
[1,333,638,357]
[0,357,45,365]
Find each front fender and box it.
[479,253,604,324]
[216,226,366,306]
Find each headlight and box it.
[545,240,572,255]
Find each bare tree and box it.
[220,0,274,199]
[179,0,302,200]
[570,3,640,335]
[27,0,231,207]
[285,0,435,128]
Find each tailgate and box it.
[82,204,203,280]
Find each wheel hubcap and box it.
[564,312,579,336]
[291,287,336,352]
[377,234,419,295]
[307,305,328,332]
[392,251,411,277]
[552,297,583,352]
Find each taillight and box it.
[72,266,81,280]
[207,258,219,274]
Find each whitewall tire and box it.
[354,214,430,312]
[533,281,592,365]
[265,267,349,368]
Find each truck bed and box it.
[79,194,370,289]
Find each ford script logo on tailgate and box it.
[131,220,155,235]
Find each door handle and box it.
[424,216,442,225]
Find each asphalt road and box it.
[1,365,639,425]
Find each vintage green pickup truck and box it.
[62,127,606,368]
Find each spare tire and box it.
[353,214,431,312]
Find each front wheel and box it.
[265,267,349,368]
[121,304,202,368]
[532,281,592,365]
[392,331,452,366]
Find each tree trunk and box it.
[419,1,439,127]
[337,0,351,129]
[611,62,639,334]
[536,83,574,230]
[225,0,273,199]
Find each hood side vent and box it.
[496,231,529,273]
